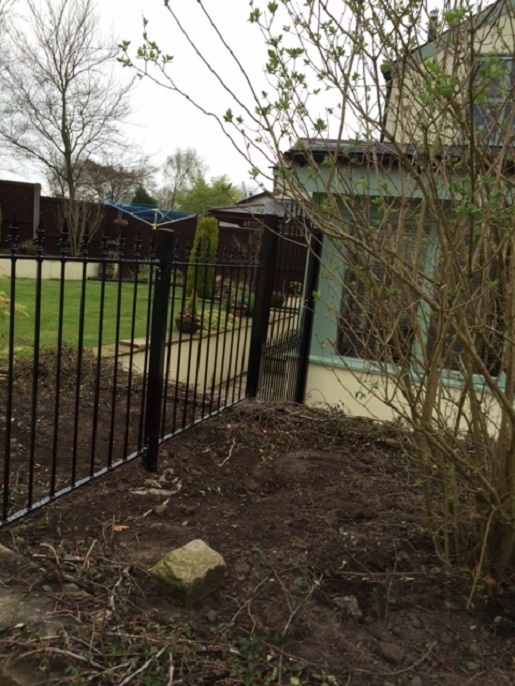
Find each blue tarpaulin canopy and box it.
[104,201,194,228]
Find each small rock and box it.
[150,539,226,607]
[234,561,250,580]
[206,609,218,623]
[61,582,89,597]
[333,595,362,620]
[159,448,171,461]
[378,642,405,666]
[409,677,423,686]
[160,467,175,481]
[0,545,26,565]
[153,503,168,517]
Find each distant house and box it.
[209,191,309,291]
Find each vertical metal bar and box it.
[294,228,322,404]
[123,234,143,459]
[90,232,108,475]
[27,217,45,508]
[71,227,90,484]
[215,251,235,411]
[138,232,157,451]
[181,251,201,429]
[171,251,188,435]
[2,212,19,521]
[228,248,248,404]
[107,233,126,468]
[246,215,280,398]
[161,256,179,436]
[236,256,254,400]
[50,222,70,497]
[143,229,174,472]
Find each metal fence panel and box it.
[0,217,262,526]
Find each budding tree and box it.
[121,0,515,582]
[0,0,134,253]
[159,147,207,209]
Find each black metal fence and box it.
[0,213,315,527]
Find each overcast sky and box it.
[0,0,269,193]
[103,0,270,187]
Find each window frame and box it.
[470,55,514,145]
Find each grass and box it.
[1,278,186,352]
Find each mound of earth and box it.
[0,402,514,685]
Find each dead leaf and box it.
[112,524,129,533]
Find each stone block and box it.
[149,539,226,606]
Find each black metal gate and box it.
[0,209,317,527]
[246,213,321,404]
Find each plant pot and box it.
[175,316,201,334]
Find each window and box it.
[426,245,506,378]
[472,56,514,145]
[337,208,430,364]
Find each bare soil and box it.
[0,389,515,684]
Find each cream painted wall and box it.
[384,1,515,144]
[0,258,100,280]
[305,361,504,435]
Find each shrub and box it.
[186,217,219,299]
[18,240,37,256]
[270,291,284,308]
[205,309,237,332]
[289,281,302,296]
[225,291,255,316]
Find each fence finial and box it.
[58,219,70,256]
[7,210,19,254]
[34,214,45,255]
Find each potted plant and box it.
[225,290,255,317]
[175,293,203,334]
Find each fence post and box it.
[143,229,174,472]
[246,214,280,398]
[294,227,322,404]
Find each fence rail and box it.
[0,213,312,527]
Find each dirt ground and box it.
[1,398,515,685]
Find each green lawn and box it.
[2,279,186,352]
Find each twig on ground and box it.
[81,539,97,572]
[217,438,236,467]
[34,646,103,671]
[166,651,175,686]
[117,647,166,686]
[353,641,436,677]
[108,565,132,614]
[225,577,270,632]
[467,508,494,609]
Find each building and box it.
[285,0,514,423]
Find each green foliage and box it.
[270,290,285,308]
[205,308,238,331]
[131,185,158,206]
[225,290,255,316]
[18,239,37,255]
[186,217,219,298]
[176,175,243,215]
